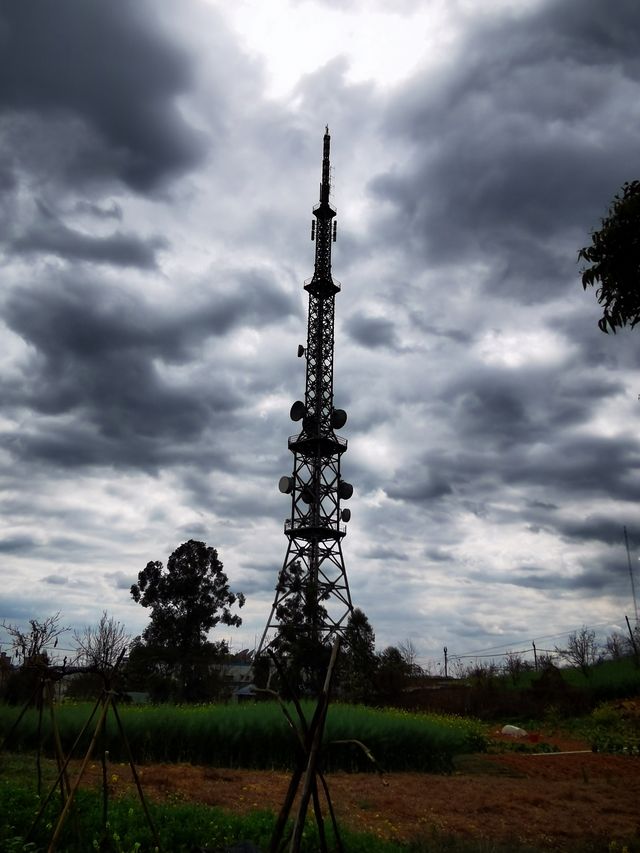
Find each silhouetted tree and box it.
[555,627,600,677]
[579,180,640,332]
[605,631,628,661]
[1,613,68,704]
[374,645,411,698]
[2,612,68,666]
[504,650,530,685]
[74,610,129,675]
[337,608,378,703]
[398,638,423,677]
[269,560,330,697]
[130,540,244,701]
[465,660,499,689]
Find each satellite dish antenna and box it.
[341,508,351,522]
[297,345,305,358]
[290,401,306,421]
[331,408,347,429]
[278,476,293,494]
[338,480,353,500]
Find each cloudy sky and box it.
[1,0,639,670]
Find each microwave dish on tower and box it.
[257,128,354,661]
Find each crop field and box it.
[0,704,488,852]
[0,755,400,853]
[0,701,487,772]
[1,699,639,851]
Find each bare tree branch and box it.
[2,613,68,666]
[73,611,129,674]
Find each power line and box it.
[450,621,618,660]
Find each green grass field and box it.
[501,656,640,695]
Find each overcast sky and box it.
[1,0,639,670]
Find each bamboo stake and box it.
[47,695,111,851]
[111,698,163,851]
[26,693,102,843]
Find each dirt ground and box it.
[84,731,640,850]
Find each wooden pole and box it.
[289,638,340,853]
[47,694,111,852]
[26,694,102,843]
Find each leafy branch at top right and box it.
[579,179,640,333]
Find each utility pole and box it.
[532,641,538,671]
[443,646,448,678]
[258,128,354,657]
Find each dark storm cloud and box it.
[11,201,167,269]
[360,545,409,561]
[388,426,640,512]
[505,433,640,504]
[105,571,134,591]
[507,561,629,596]
[0,156,16,191]
[372,0,640,301]
[344,313,399,349]
[558,516,636,546]
[0,0,205,191]
[0,534,37,554]
[423,546,453,563]
[386,471,453,503]
[1,267,296,471]
[445,366,625,449]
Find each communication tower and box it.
[257,128,354,654]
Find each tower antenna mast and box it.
[258,128,354,657]
[624,526,639,625]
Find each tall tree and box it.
[579,180,640,333]
[375,645,411,699]
[268,560,330,697]
[337,608,377,703]
[130,540,244,701]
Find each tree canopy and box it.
[130,540,244,700]
[579,180,640,333]
[338,608,377,703]
[268,560,330,697]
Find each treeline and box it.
[449,624,640,686]
[0,539,426,706]
[3,538,637,708]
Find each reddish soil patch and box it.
[80,732,640,850]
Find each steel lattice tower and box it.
[258,128,354,654]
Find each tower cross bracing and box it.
[258,128,354,654]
